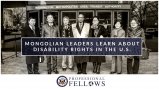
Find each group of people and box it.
[21,13,145,74]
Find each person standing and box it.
[21,17,40,74]
[42,14,60,74]
[72,14,90,74]
[89,16,108,74]
[59,16,74,71]
[110,20,125,74]
[127,17,145,74]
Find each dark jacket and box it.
[89,25,109,37]
[21,25,40,64]
[127,26,145,59]
[59,25,73,37]
[89,25,108,62]
[41,24,60,37]
[127,26,145,42]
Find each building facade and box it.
[26,1,130,33]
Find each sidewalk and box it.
[1,52,158,74]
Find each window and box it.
[43,10,59,25]
[97,11,111,26]
[28,11,39,28]
[97,11,112,36]
[79,11,94,24]
[61,11,76,25]
[114,11,129,30]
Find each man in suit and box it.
[41,14,60,74]
[21,17,40,74]
[72,14,90,74]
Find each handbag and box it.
[140,41,150,60]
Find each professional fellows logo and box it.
[57,76,68,87]
[56,75,106,87]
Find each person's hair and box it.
[63,16,70,25]
[63,16,69,20]
[46,13,57,26]
[91,16,99,26]
[78,14,84,18]
[47,13,54,19]
[130,17,139,25]
[113,20,122,28]
[92,16,99,21]
[28,17,35,21]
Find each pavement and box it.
[1,52,158,74]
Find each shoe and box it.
[110,72,116,74]
[82,67,87,74]
[54,70,59,74]
[28,72,34,74]
[48,70,52,74]
[62,68,67,71]
[28,71,34,74]
[77,70,82,74]
[83,72,87,74]
[34,72,40,74]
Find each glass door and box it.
[28,11,40,28]
[96,11,112,37]
[114,11,129,32]
[60,10,94,25]
[43,10,59,26]
[78,10,94,24]
[61,11,77,25]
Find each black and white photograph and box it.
[0,0,158,89]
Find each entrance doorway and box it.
[27,10,129,35]
[61,10,94,25]
[61,11,77,25]
[78,10,94,24]
[28,11,40,28]
[96,10,112,36]
[43,10,59,25]
[114,11,129,32]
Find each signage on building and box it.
[27,4,130,10]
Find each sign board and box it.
[27,4,130,10]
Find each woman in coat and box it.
[110,20,125,74]
[127,17,145,74]
[89,16,108,74]
[59,16,74,71]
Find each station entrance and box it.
[27,4,130,33]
